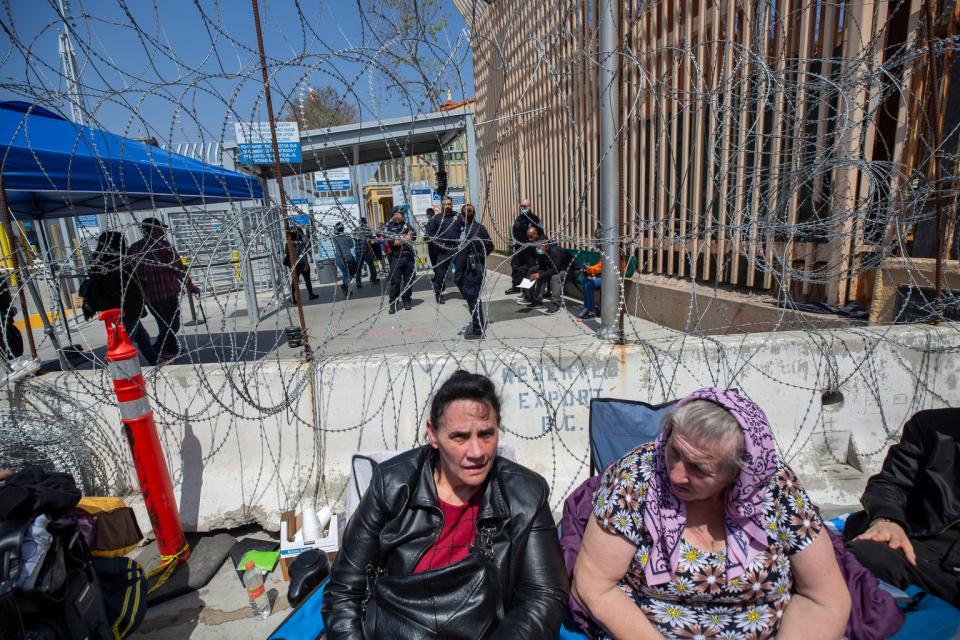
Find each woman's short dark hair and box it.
[429,370,501,429]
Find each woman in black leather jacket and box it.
[323,370,568,639]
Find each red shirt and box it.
[129,236,187,303]
[414,495,480,573]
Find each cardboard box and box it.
[278,510,339,580]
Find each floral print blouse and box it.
[592,442,823,640]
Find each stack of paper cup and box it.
[317,506,332,536]
[301,503,321,544]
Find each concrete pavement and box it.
[22,267,672,371]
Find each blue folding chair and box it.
[589,397,676,475]
[889,585,960,639]
[550,398,676,640]
[268,577,328,640]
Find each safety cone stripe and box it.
[118,397,152,421]
[113,375,147,403]
[108,359,142,381]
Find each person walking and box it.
[129,217,199,363]
[382,207,417,314]
[82,231,157,365]
[506,197,544,294]
[331,223,355,297]
[454,204,493,339]
[424,197,460,304]
[285,227,319,303]
[353,217,380,289]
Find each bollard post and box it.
[100,308,190,588]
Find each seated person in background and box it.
[520,227,571,314]
[323,370,568,639]
[576,259,603,319]
[844,408,960,607]
[575,257,627,320]
[572,388,850,640]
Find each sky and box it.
[0,0,474,145]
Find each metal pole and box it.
[923,0,946,322]
[352,144,367,222]
[57,0,89,127]
[35,219,74,342]
[251,0,311,357]
[465,110,481,217]
[598,0,622,340]
[239,210,260,326]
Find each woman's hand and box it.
[571,518,666,640]
[778,529,850,640]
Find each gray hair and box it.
[662,400,746,476]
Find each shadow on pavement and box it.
[42,329,287,372]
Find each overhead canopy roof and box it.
[0,101,263,218]
[225,108,472,179]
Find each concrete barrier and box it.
[11,323,958,533]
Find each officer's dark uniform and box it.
[425,207,461,302]
[454,218,494,337]
[382,216,417,311]
[353,219,380,285]
[509,208,544,290]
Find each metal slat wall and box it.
[459,0,939,306]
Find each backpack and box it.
[78,276,103,321]
[92,557,148,639]
[0,517,114,640]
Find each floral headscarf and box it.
[642,387,781,586]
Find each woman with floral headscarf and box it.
[571,388,850,639]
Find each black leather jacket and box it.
[856,408,960,538]
[322,445,569,639]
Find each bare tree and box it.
[282,86,359,130]
[359,0,453,110]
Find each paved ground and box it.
[21,267,674,372]
[131,528,295,639]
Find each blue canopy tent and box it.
[0,101,262,216]
[0,101,263,368]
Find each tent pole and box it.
[0,179,38,360]
[35,217,75,343]
[0,181,70,369]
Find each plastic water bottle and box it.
[243,560,271,619]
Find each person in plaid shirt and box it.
[129,217,200,363]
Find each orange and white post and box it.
[100,309,190,589]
